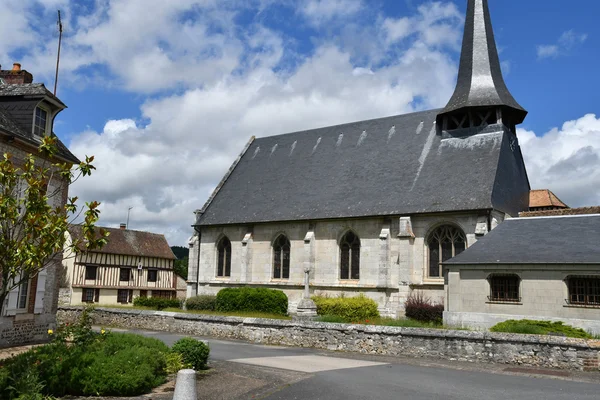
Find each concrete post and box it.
[173,369,197,400]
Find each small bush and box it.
[165,352,190,374]
[172,338,210,370]
[490,319,592,339]
[216,287,288,315]
[404,292,443,323]
[312,294,379,322]
[186,295,217,311]
[133,296,182,310]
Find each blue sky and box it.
[1,0,599,245]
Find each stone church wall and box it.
[189,212,497,317]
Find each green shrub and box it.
[216,287,288,315]
[0,333,169,399]
[186,295,217,311]
[172,337,210,370]
[490,319,592,339]
[165,352,190,374]
[312,294,379,322]
[133,296,182,310]
[404,292,443,323]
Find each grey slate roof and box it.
[438,0,527,124]
[0,83,78,163]
[197,109,530,226]
[445,215,600,265]
[0,83,65,107]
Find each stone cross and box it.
[303,267,311,299]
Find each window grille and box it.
[428,225,466,278]
[340,231,360,280]
[117,289,129,304]
[567,277,600,306]
[82,288,95,303]
[488,275,520,302]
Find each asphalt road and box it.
[113,328,600,400]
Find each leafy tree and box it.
[0,137,108,314]
[174,257,188,280]
[170,246,189,260]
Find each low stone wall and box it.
[57,307,600,372]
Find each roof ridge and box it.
[511,213,600,221]
[253,109,441,142]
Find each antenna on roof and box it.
[126,206,133,229]
[53,10,63,96]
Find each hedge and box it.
[215,287,288,315]
[172,337,210,370]
[133,296,182,310]
[186,295,217,311]
[312,295,379,322]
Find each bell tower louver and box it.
[437,0,527,134]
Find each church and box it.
[186,0,531,317]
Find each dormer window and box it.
[33,107,48,137]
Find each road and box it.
[113,328,600,400]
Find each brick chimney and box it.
[0,63,34,84]
[120,223,127,230]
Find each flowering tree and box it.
[0,136,108,315]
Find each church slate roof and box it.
[196,109,530,226]
[445,215,600,265]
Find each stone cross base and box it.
[294,298,318,321]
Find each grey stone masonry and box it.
[58,307,600,372]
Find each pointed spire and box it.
[439,0,527,126]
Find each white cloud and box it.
[537,30,587,59]
[299,0,363,26]
[383,2,463,48]
[519,114,600,207]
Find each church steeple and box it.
[437,0,527,133]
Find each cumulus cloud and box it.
[298,0,363,26]
[519,114,600,207]
[537,30,588,59]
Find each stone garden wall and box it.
[57,307,600,372]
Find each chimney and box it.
[120,223,127,230]
[0,62,34,84]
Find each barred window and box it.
[273,235,290,279]
[85,265,97,280]
[217,236,231,277]
[488,275,521,302]
[340,231,360,280]
[428,225,466,278]
[82,288,96,303]
[117,289,130,304]
[567,277,600,306]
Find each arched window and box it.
[340,231,360,280]
[273,235,291,279]
[428,225,466,278]
[217,236,231,277]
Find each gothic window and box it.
[428,225,466,278]
[340,231,360,280]
[488,274,521,302]
[567,277,600,306]
[273,235,290,279]
[217,236,231,277]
